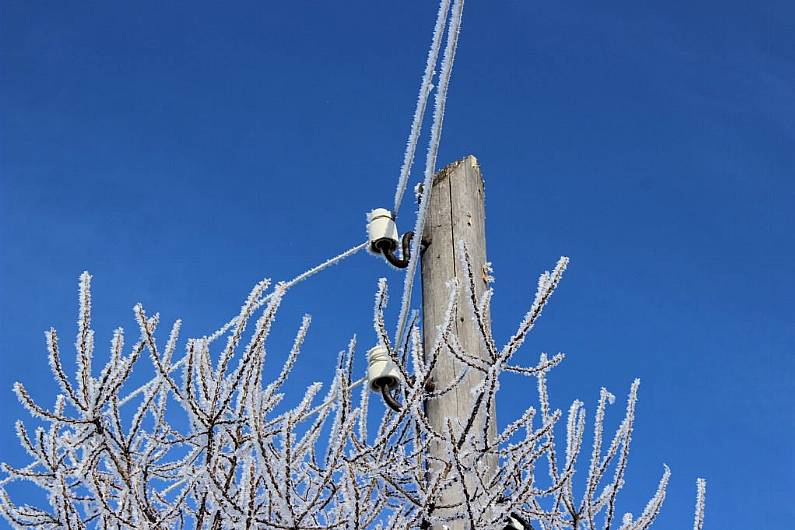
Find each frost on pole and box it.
[1,259,705,529]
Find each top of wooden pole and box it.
[431,154,483,187]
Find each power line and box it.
[394,0,466,349]
[392,0,452,216]
[118,240,368,407]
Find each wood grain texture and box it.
[421,155,497,528]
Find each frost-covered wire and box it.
[208,239,368,343]
[118,240,367,407]
[392,0,452,215]
[394,0,466,348]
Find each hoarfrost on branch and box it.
[1,261,705,529]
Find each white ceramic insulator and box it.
[367,208,399,253]
[367,345,401,391]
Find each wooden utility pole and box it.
[421,155,497,528]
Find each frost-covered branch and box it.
[1,259,705,529]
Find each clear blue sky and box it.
[1,1,793,528]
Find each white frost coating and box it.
[629,465,670,530]
[1,260,704,528]
[620,513,634,530]
[604,378,641,530]
[583,386,615,526]
[394,0,466,348]
[393,0,452,214]
[76,271,93,410]
[693,478,706,530]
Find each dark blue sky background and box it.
[1,1,793,528]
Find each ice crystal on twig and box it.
[1,259,704,529]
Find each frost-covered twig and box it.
[693,478,706,530]
[2,257,704,530]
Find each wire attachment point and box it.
[367,208,414,269]
[367,345,404,411]
[377,381,402,412]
